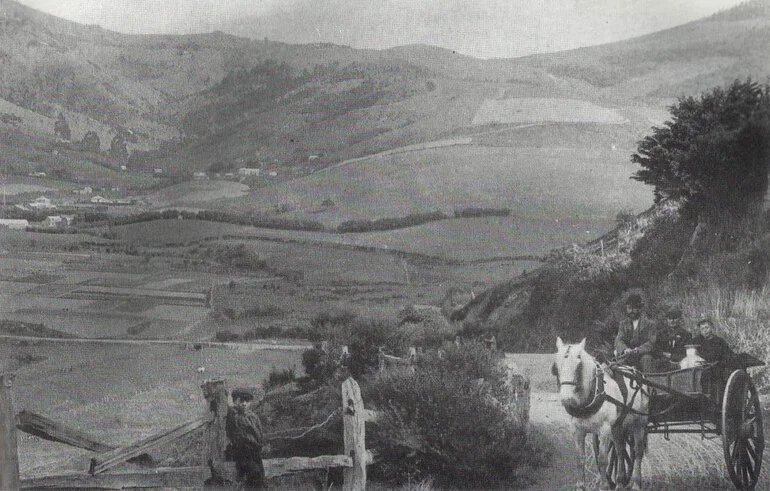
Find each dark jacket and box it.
[226,406,264,453]
[654,325,692,362]
[691,334,733,364]
[615,314,657,356]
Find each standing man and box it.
[614,292,657,372]
[654,307,692,369]
[226,388,266,489]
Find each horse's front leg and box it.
[595,430,613,490]
[631,425,647,490]
[610,425,627,488]
[573,425,588,490]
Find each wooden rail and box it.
[5,374,376,490]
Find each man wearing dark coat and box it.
[226,388,266,489]
[691,317,734,365]
[653,307,692,369]
[614,292,657,372]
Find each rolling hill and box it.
[0,0,768,215]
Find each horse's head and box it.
[552,337,594,406]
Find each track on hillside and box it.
[507,354,770,490]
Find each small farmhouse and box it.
[0,219,29,230]
[238,168,260,176]
[29,196,55,210]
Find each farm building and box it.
[194,172,209,180]
[0,219,29,230]
[91,195,111,204]
[29,196,55,209]
[238,167,260,176]
[44,215,74,228]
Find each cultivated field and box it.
[471,97,628,125]
[229,143,652,227]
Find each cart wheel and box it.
[606,433,635,489]
[722,369,764,490]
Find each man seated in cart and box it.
[690,316,735,366]
[614,291,658,372]
[652,307,693,370]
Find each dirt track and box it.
[507,354,770,490]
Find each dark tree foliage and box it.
[80,130,101,153]
[632,79,770,219]
[110,133,128,159]
[53,112,70,140]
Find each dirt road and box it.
[507,354,770,490]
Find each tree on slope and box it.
[632,79,770,231]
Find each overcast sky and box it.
[17,0,749,59]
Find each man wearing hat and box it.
[226,388,265,489]
[614,291,657,372]
[653,307,692,370]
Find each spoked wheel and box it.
[722,369,764,490]
[606,433,635,489]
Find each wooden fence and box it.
[0,374,376,490]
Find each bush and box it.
[240,325,283,339]
[366,343,540,488]
[214,330,239,342]
[337,211,447,233]
[264,366,296,391]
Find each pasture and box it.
[471,97,627,125]
[227,143,652,227]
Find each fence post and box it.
[342,378,366,491]
[0,373,20,490]
[378,347,385,372]
[201,379,229,485]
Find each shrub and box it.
[214,330,239,342]
[366,343,541,487]
[240,325,283,339]
[264,366,296,391]
[337,211,447,233]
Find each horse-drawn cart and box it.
[608,354,765,490]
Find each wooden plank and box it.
[89,417,209,475]
[266,454,352,475]
[22,455,355,489]
[201,379,229,484]
[342,377,366,491]
[0,374,20,490]
[16,410,114,453]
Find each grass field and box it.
[226,143,652,228]
[471,97,627,125]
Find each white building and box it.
[194,172,209,180]
[238,168,260,176]
[29,196,55,210]
[0,219,29,230]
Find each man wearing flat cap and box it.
[614,291,657,372]
[226,388,265,489]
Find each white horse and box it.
[552,337,649,490]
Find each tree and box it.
[53,112,70,140]
[80,131,100,153]
[632,79,770,222]
[110,133,128,159]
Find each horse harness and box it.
[559,361,649,425]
